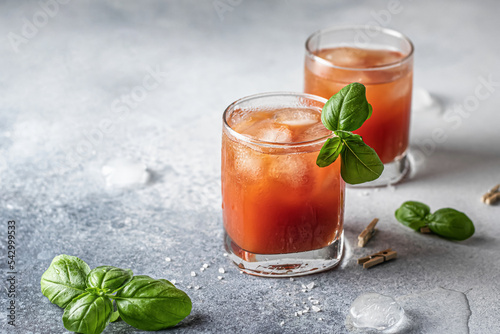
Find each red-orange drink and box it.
[221,93,345,276]
[304,27,414,184]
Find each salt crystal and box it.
[223,253,228,257]
[318,318,323,321]
[301,284,307,289]
[171,279,176,285]
[306,282,315,290]
[217,276,223,280]
[297,311,303,316]
[312,300,319,305]
[312,306,321,312]
[187,285,192,289]
[279,321,284,327]
[219,268,225,274]
[203,263,209,268]
[200,267,205,272]
[290,278,294,282]
[194,286,200,290]
[294,312,298,317]
[165,257,171,262]
[190,271,196,277]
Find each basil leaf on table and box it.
[316,136,343,167]
[426,208,475,241]
[321,82,372,132]
[40,254,91,308]
[339,132,384,184]
[87,266,133,292]
[395,201,431,231]
[394,201,475,241]
[114,275,192,330]
[62,293,113,334]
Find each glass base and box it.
[349,152,411,188]
[224,231,344,277]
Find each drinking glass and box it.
[222,92,345,277]
[305,26,414,186]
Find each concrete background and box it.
[0,0,499,333]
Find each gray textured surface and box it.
[1,0,500,333]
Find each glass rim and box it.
[305,25,415,71]
[222,91,334,149]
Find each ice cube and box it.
[412,88,442,114]
[348,293,405,330]
[273,108,320,127]
[295,122,331,142]
[101,158,150,188]
[254,124,293,143]
[231,144,264,179]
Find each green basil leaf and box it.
[395,201,431,231]
[339,132,384,184]
[87,266,133,292]
[321,82,372,132]
[115,275,192,330]
[41,255,91,308]
[110,310,120,322]
[426,208,475,240]
[316,136,344,167]
[62,293,113,334]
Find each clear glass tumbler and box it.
[305,26,414,186]
[221,92,345,277]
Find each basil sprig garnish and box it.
[41,255,192,334]
[395,201,475,240]
[316,82,383,184]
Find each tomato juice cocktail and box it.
[304,26,414,185]
[221,93,345,276]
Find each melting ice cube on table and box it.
[348,293,405,331]
[101,158,150,188]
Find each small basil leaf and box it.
[316,137,343,167]
[339,133,384,184]
[321,82,372,132]
[41,255,91,308]
[110,310,121,322]
[426,208,475,240]
[62,293,113,334]
[115,275,192,330]
[395,201,431,231]
[87,266,133,291]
